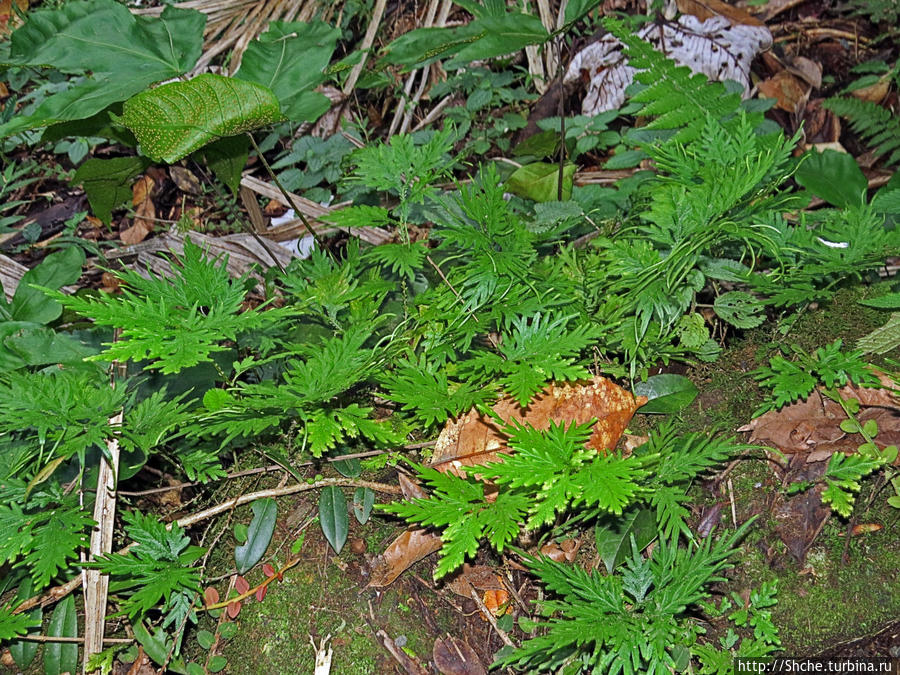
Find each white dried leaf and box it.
[566,16,772,116]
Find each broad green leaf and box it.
[8,579,40,668]
[319,486,349,554]
[11,246,85,324]
[0,323,96,373]
[133,622,188,674]
[235,21,340,123]
[353,487,375,525]
[197,135,249,194]
[795,149,867,208]
[594,508,656,573]
[0,0,204,137]
[44,595,77,675]
[857,313,900,355]
[506,162,576,202]
[381,24,483,70]
[564,0,603,25]
[234,498,278,574]
[71,156,150,225]
[119,74,283,163]
[633,374,698,414]
[714,291,766,329]
[448,14,549,66]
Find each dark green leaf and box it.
[235,21,340,123]
[332,457,361,478]
[196,629,215,650]
[208,655,228,673]
[71,156,150,225]
[714,291,766,329]
[0,1,204,137]
[594,508,656,573]
[234,498,278,574]
[44,595,78,675]
[448,14,549,66]
[119,74,283,163]
[8,579,40,668]
[795,149,867,208]
[197,135,249,194]
[353,487,375,525]
[319,486,349,554]
[11,246,85,324]
[633,374,698,414]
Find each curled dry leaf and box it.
[445,564,505,599]
[367,528,443,587]
[431,376,646,475]
[433,636,487,675]
[121,175,156,245]
[482,589,511,617]
[169,166,202,195]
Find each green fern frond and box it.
[604,17,745,143]
[823,97,900,167]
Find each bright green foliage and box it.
[0,608,37,641]
[235,21,340,123]
[380,357,494,427]
[386,422,742,578]
[823,97,900,167]
[119,74,283,163]
[52,239,271,374]
[382,463,530,579]
[606,18,747,143]
[88,512,203,628]
[0,0,204,137]
[0,370,125,465]
[821,452,887,517]
[462,313,600,406]
[753,340,880,413]
[498,524,753,674]
[848,0,900,23]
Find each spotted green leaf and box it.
[119,74,283,163]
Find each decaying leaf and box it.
[445,564,505,599]
[120,175,156,245]
[740,379,900,459]
[433,636,487,675]
[431,376,646,474]
[566,15,771,115]
[367,528,443,587]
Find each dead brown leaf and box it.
[433,636,487,675]
[367,529,443,587]
[740,379,900,460]
[677,0,765,26]
[169,166,202,195]
[758,70,810,113]
[445,564,505,598]
[431,376,646,475]
[120,175,156,245]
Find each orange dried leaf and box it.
[432,376,645,474]
[482,589,510,617]
[850,523,882,536]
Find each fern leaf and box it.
[823,97,900,167]
[605,17,744,143]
